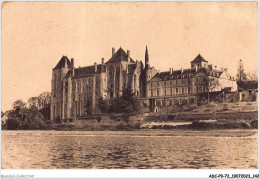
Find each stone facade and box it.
[51,47,237,120]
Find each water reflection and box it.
[1,131,258,169]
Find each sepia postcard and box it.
[1,1,259,178]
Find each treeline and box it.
[98,88,142,114]
[2,92,51,130]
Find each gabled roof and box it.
[151,67,222,81]
[191,54,208,63]
[66,64,105,79]
[53,56,71,70]
[106,47,135,64]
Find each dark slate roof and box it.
[71,64,104,79]
[64,70,71,78]
[106,47,135,64]
[151,67,222,81]
[127,64,137,74]
[53,56,71,70]
[191,54,208,63]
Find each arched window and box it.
[64,104,67,118]
[109,66,114,77]
[77,80,81,93]
[116,67,120,77]
[53,105,55,119]
[134,75,136,89]
[72,81,76,96]
[54,74,57,88]
[58,72,61,79]
[65,81,68,93]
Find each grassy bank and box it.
[52,120,142,131]
[3,102,258,131]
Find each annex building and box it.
[51,46,237,120]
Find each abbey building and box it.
[51,46,237,120]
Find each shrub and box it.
[251,120,258,129]
[55,115,62,123]
[190,104,198,110]
[45,120,53,125]
[32,117,47,129]
[6,118,20,130]
[240,121,251,128]
[223,107,229,111]
[97,117,101,123]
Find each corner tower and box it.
[145,45,149,69]
[51,56,71,121]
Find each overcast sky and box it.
[2,1,258,111]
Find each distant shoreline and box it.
[2,129,258,138]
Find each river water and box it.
[1,130,258,169]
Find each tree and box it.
[38,92,51,109]
[12,99,26,111]
[28,97,40,109]
[206,77,220,103]
[247,72,258,81]
[109,88,141,114]
[98,97,109,113]
[39,103,50,121]
[12,99,27,118]
[236,59,247,84]
[83,97,92,115]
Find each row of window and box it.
[150,77,207,88]
[150,86,207,97]
[154,98,196,106]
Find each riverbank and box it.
[2,102,257,131]
[2,112,258,131]
[2,129,258,138]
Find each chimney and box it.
[169,68,172,75]
[112,47,115,56]
[127,50,130,63]
[71,58,75,76]
[101,58,104,72]
[94,62,97,73]
[72,68,75,76]
[71,58,74,68]
[181,68,183,74]
[158,70,160,73]
[224,68,227,72]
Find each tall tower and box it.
[144,46,150,97]
[51,56,71,121]
[145,45,149,69]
